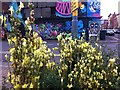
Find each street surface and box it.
[0,34,120,88]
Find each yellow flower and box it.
[71,71,74,74]
[9,48,15,54]
[29,83,33,88]
[93,63,96,66]
[11,37,17,43]
[68,74,72,78]
[88,83,92,89]
[89,77,92,82]
[53,47,58,50]
[70,78,73,82]
[95,56,100,60]
[14,84,21,89]
[0,15,3,25]
[33,32,38,38]
[67,84,73,89]
[117,76,120,80]
[48,48,51,52]
[88,68,91,73]
[98,74,103,80]
[11,79,15,85]
[8,38,12,45]
[109,82,112,85]
[109,58,115,64]
[83,48,87,52]
[3,16,6,23]
[25,20,29,25]
[35,76,40,82]
[57,33,62,42]
[77,62,80,66]
[22,84,28,88]
[95,43,98,47]
[22,41,26,46]
[113,69,117,74]
[28,25,32,31]
[39,37,43,44]
[51,62,55,66]
[61,77,63,83]
[102,70,106,74]
[25,19,32,30]
[19,1,24,10]
[39,62,43,67]
[113,69,118,76]
[31,59,35,63]
[9,6,14,16]
[10,56,14,62]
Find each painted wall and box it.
[34,20,85,39]
[87,0,100,17]
[55,1,87,18]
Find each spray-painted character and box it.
[77,20,84,38]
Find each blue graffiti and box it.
[87,0,100,17]
[80,3,87,13]
[81,6,86,13]
[65,21,71,31]
[77,20,84,38]
[7,0,25,32]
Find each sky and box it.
[101,0,120,19]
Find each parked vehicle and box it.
[115,29,120,34]
[106,29,114,36]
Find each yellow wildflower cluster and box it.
[57,33,120,89]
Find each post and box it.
[118,28,120,59]
[118,2,120,59]
[71,0,78,39]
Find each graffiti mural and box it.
[65,21,71,31]
[34,22,64,39]
[77,20,84,38]
[34,20,85,39]
[88,20,100,36]
[87,0,100,17]
[56,0,87,18]
[78,2,87,16]
[56,0,71,18]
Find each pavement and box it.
[0,34,120,89]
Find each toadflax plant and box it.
[2,2,55,89]
[57,33,120,89]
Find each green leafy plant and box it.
[40,67,61,88]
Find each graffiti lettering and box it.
[56,1,71,15]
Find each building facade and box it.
[118,1,120,27]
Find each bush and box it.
[4,2,55,89]
[57,34,120,89]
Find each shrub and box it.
[57,34,120,89]
[3,2,55,89]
